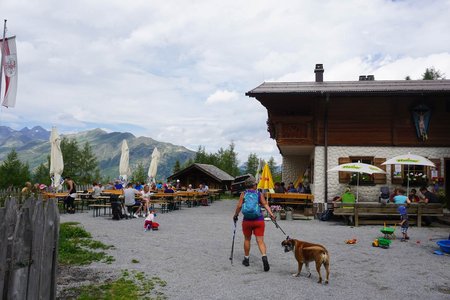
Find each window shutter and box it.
[373,158,387,184]
[338,157,351,183]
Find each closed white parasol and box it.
[119,139,131,181]
[49,126,64,190]
[148,147,160,183]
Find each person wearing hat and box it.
[398,205,409,241]
[233,179,275,272]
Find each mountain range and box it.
[0,126,196,181]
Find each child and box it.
[144,210,159,231]
[398,206,409,241]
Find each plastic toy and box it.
[378,238,392,248]
[372,238,392,249]
[380,222,396,239]
[345,238,357,244]
[436,240,450,254]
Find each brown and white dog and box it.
[281,238,330,284]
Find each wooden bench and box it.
[267,193,315,216]
[333,202,444,227]
[89,204,112,217]
[150,194,173,213]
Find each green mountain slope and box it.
[0,126,195,181]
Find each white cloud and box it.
[2,0,450,167]
[205,90,239,105]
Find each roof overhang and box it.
[246,80,450,97]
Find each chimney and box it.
[359,75,367,81]
[314,64,324,82]
[366,75,375,81]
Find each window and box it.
[337,156,387,185]
[349,156,374,185]
[391,159,439,186]
[403,165,427,187]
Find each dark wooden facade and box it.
[167,163,234,190]
[254,94,450,149]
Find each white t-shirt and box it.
[145,213,155,222]
[140,190,153,200]
[92,185,102,198]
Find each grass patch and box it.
[131,259,140,263]
[59,222,114,265]
[72,270,167,300]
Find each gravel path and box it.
[60,199,450,300]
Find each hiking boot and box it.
[242,257,249,267]
[262,256,270,272]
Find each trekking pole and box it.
[271,218,287,236]
[229,218,237,265]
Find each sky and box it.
[1,0,450,166]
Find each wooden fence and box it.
[0,197,59,300]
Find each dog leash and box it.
[271,218,288,237]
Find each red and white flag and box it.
[1,36,18,108]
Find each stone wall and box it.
[281,155,311,185]
[286,146,450,204]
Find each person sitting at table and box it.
[114,180,123,190]
[134,182,144,191]
[296,182,305,193]
[164,184,176,210]
[287,182,297,193]
[419,186,440,226]
[21,181,33,195]
[91,182,102,198]
[280,182,287,193]
[393,189,410,204]
[140,184,153,215]
[332,187,356,225]
[274,182,285,194]
[389,188,399,203]
[123,182,142,218]
[197,184,207,193]
[104,182,114,190]
[187,184,195,192]
[408,188,420,202]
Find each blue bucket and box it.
[436,240,450,254]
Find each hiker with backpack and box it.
[232,179,276,272]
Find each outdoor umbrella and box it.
[49,126,64,191]
[382,153,435,195]
[119,139,131,181]
[255,159,263,183]
[328,162,386,201]
[148,147,160,183]
[257,163,275,192]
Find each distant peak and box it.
[31,126,47,132]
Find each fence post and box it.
[0,196,59,300]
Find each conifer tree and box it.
[0,149,31,189]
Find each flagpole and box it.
[0,19,7,98]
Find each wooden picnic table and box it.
[267,193,315,217]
